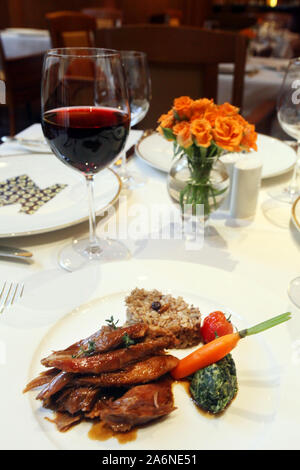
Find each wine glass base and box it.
[268,187,299,204]
[58,237,131,272]
[119,171,146,190]
[288,276,300,309]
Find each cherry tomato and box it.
[201,311,234,344]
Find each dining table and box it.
[0,28,51,59]
[218,56,288,116]
[0,120,299,450]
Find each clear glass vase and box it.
[167,154,229,220]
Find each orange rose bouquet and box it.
[157,96,257,215]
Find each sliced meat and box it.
[84,400,106,420]
[45,411,82,432]
[41,336,175,374]
[99,379,175,432]
[36,371,74,400]
[54,387,99,415]
[74,355,179,387]
[43,323,148,362]
[23,368,59,393]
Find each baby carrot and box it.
[171,312,291,380]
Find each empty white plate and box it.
[136,132,296,180]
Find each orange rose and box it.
[158,109,173,123]
[204,107,221,126]
[173,121,193,148]
[241,123,258,151]
[159,113,174,129]
[212,116,243,151]
[218,102,240,116]
[191,98,214,120]
[190,118,212,148]
[157,111,175,137]
[173,96,194,119]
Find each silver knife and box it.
[1,136,47,146]
[0,245,33,260]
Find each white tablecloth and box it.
[0,124,299,449]
[218,58,285,116]
[0,29,51,58]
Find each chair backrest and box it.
[81,7,123,28]
[46,11,97,48]
[95,25,247,129]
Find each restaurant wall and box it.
[0,0,10,29]
[3,0,212,28]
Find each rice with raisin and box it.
[125,288,201,348]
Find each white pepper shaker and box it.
[230,156,262,219]
[220,153,244,210]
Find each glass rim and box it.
[46,47,120,58]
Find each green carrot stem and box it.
[238,312,291,339]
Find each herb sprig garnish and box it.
[105,315,119,330]
[122,333,135,348]
[72,340,96,358]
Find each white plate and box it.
[15,259,294,450]
[291,196,300,232]
[0,153,121,237]
[136,132,296,179]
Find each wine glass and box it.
[118,50,151,190]
[270,58,300,203]
[288,277,300,308]
[41,48,131,271]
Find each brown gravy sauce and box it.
[88,421,137,444]
[88,377,233,443]
[174,380,217,419]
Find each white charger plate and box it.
[0,153,121,237]
[136,132,296,179]
[5,259,294,450]
[291,196,300,232]
[15,140,52,154]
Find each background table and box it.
[218,58,285,116]
[0,29,51,59]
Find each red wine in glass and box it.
[43,106,130,174]
[41,48,131,271]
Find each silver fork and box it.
[0,282,24,315]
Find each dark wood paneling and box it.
[0,0,10,29]
[4,0,212,28]
[6,0,115,28]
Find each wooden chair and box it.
[0,36,44,135]
[81,8,123,29]
[96,25,247,129]
[46,11,97,48]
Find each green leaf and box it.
[105,315,119,329]
[122,333,136,348]
[162,127,176,141]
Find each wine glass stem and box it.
[121,151,128,179]
[85,174,98,248]
[288,141,300,197]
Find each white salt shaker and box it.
[220,153,244,210]
[230,156,262,219]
